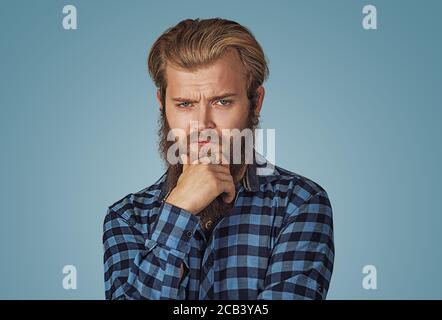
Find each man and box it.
[103,18,334,300]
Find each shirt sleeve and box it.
[103,201,200,300]
[257,190,335,300]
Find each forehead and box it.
[165,49,248,96]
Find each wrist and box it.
[165,189,199,215]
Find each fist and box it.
[164,153,236,215]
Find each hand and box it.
[164,152,236,215]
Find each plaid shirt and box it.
[103,155,334,300]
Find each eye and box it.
[215,99,232,106]
[177,101,192,108]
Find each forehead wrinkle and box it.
[173,84,238,102]
[166,54,247,101]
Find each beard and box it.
[157,103,260,230]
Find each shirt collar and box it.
[244,151,280,192]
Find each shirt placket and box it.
[199,246,215,299]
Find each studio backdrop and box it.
[0,0,441,299]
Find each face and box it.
[155,48,265,227]
[157,48,264,145]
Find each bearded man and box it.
[103,18,334,300]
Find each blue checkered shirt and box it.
[103,157,334,300]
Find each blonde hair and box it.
[147,18,269,109]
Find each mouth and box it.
[197,140,210,146]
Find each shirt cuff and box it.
[150,201,200,254]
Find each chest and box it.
[188,202,287,299]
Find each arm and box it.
[103,153,236,299]
[103,201,200,300]
[257,190,334,300]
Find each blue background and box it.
[1,0,441,299]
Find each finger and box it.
[215,150,230,169]
[207,163,231,174]
[219,180,236,203]
[213,171,234,182]
[199,149,229,167]
[214,177,235,203]
[201,155,214,165]
[196,155,212,165]
[180,154,190,171]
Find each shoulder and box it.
[271,165,332,217]
[103,172,167,232]
[274,165,328,197]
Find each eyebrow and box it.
[172,92,238,103]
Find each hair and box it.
[147,18,269,112]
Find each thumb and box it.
[180,154,190,172]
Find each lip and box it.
[197,141,210,145]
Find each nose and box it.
[196,104,215,130]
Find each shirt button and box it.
[205,220,213,230]
[185,230,193,238]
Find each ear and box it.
[156,89,163,111]
[254,86,265,115]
